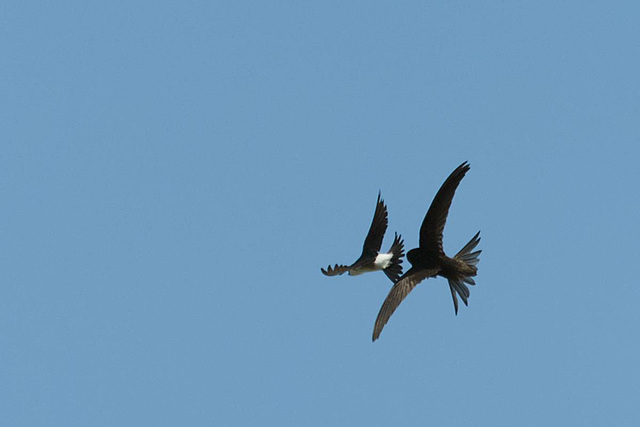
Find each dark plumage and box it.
[321,192,405,283]
[372,162,481,341]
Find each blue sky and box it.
[2,1,640,425]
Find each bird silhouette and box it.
[372,162,481,341]
[321,192,404,283]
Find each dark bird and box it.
[372,162,481,341]
[321,192,405,283]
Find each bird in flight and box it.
[372,161,481,341]
[321,192,405,283]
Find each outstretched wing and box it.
[419,162,470,254]
[320,264,351,276]
[361,192,388,258]
[372,267,439,341]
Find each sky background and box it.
[2,1,640,425]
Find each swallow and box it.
[372,161,481,341]
[321,192,405,283]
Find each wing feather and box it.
[361,192,388,257]
[372,268,438,341]
[419,162,470,254]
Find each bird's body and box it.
[405,248,476,279]
[372,162,481,341]
[346,252,395,276]
[321,193,404,283]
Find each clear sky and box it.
[2,1,640,425]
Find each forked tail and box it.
[447,231,481,314]
[383,233,404,283]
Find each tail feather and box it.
[463,276,475,286]
[321,264,350,276]
[383,232,404,283]
[447,279,469,315]
[448,231,481,314]
[455,231,481,265]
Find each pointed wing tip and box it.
[372,310,391,342]
[454,161,471,176]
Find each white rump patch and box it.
[373,252,393,270]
